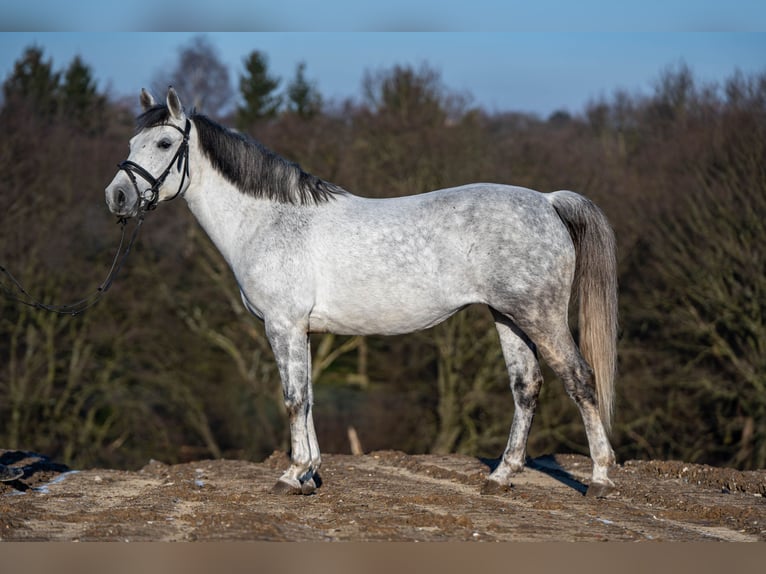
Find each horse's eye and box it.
[158,139,172,150]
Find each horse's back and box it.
[317,183,574,281]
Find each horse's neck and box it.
[182,165,273,270]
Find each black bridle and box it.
[117,118,192,213]
[0,119,193,316]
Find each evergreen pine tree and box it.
[2,46,60,119]
[236,51,281,129]
[286,62,322,120]
[60,55,105,130]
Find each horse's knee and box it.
[283,390,309,418]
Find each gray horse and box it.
[106,88,618,497]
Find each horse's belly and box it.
[308,287,467,336]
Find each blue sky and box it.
[1,2,764,117]
[3,1,766,32]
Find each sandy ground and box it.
[0,449,764,542]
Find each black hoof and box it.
[481,479,513,495]
[300,478,317,495]
[586,482,616,498]
[271,479,303,495]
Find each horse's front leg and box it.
[266,321,321,495]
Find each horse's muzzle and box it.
[105,179,140,218]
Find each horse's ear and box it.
[140,88,156,111]
[167,87,185,121]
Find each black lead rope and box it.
[0,214,146,316]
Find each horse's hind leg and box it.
[484,310,543,491]
[528,321,616,497]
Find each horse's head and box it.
[105,87,192,218]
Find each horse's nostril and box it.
[117,189,126,206]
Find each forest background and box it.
[1,36,764,471]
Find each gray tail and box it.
[547,190,618,433]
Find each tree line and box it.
[1,38,764,471]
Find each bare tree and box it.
[152,35,233,118]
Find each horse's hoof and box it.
[300,478,317,495]
[586,481,617,498]
[271,479,303,495]
[481,479,513,495]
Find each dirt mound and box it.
[1,449,763,541]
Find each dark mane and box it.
[135,105,347,204]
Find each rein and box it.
[0,118,192,317]
[0,215,145,316]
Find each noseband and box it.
[118,118,191,212]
